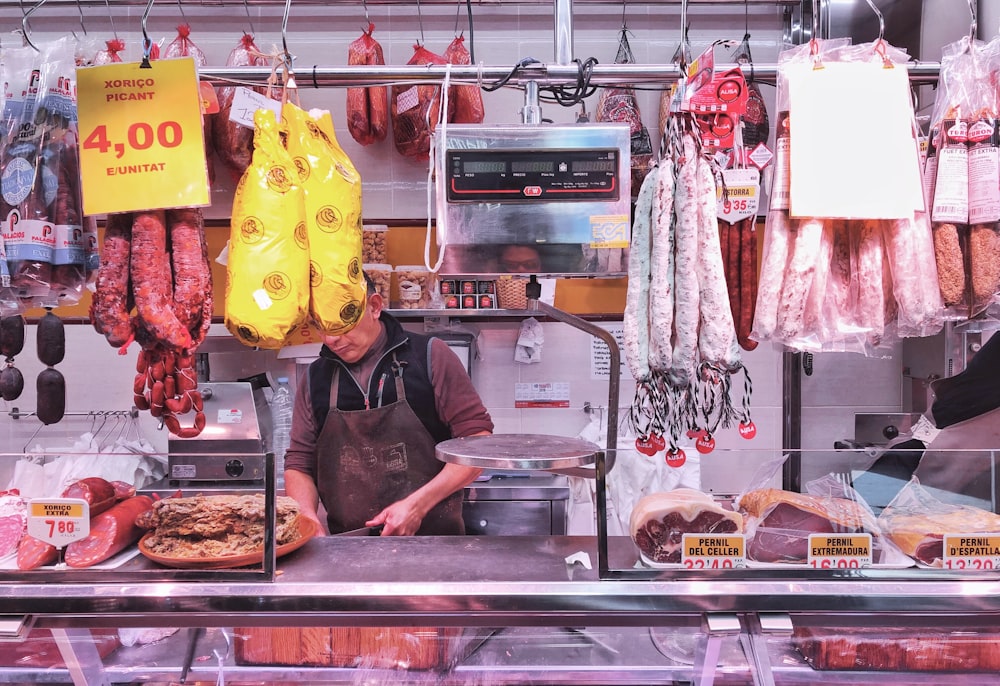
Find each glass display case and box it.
[0,441,998,684]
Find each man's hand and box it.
[284,469,327,534]
[365,495,426,536]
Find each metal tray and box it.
[436,434,598,472]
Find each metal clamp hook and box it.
[140,0,155,68]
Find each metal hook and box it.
[863,0,885,45]
[453,0,462,37]
[241,0,254,35]
[416,0,425,45]
[361,0,370,27]
[967,0,977,45]
[140,0,155,67]
[21,0,46,51]
[75,0,87,35]
[175,0,187,24]
[104,0,117,39]
[280,0,293,62]
[620,0,626,30]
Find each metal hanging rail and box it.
[0,0,802,5]
[195,60,943,87]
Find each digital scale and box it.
[434,123,632,277]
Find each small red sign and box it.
[665,449,687,468]
[695,434,716,454]
[738,421,757,440]
[635,437,658,456]
[523,186,542,197]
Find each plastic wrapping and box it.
[390,45,452,162]
[878,477,1000,568]
[1,39,85,306]
[734,459,908,566]
[596,29,653,196]
[162,24,214,187]
[752,38,945,353]
[214,34,271,182]
[281,102,366,335]
[444,34,485,125]
[347,23,389,145]
[225,109,310,349]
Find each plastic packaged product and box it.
[362,224,388,264]
[270,377,293,484]
[363,263,392,302]
[394,266,434,309]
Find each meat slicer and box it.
[161,382,266,487]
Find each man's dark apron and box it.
[315,359,464,535]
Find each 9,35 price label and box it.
[716,167,760,224]
[76,57,209,215]
[26,498,90,547]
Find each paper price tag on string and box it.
[77,57,209,214]
[229,87,283,129]
[26,498,90,547]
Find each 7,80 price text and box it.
[44,519,77,537]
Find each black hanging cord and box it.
[483,57,540,92]
[541,57,600,107]
[465,0,475,64]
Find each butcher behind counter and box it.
[283,273,494,536]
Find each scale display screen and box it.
[447,148,621,202]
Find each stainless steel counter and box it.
[2,536,1000,628]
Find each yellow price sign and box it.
[76,57,209,215]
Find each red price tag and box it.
[738,421,757,440]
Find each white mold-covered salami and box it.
[694,152,739,369]
[776,217,824,343]
[648,160,676,374]
[751,209,791,341]
[668,134,701,388]
[624,165,658,380]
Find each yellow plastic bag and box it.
[282,102,366,335]
[225,108,310,349]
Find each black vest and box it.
[308,314,452,444]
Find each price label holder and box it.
[26,498,90,567]
[681,534,746,570]
[716,167,760,223]
[76,57,210,214]
[942,534,1000,571]
[807,533,872,569]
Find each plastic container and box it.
[394,265,435,309]
[270,377,293,485]
[362,224,389,264]
[363,263,392,302]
